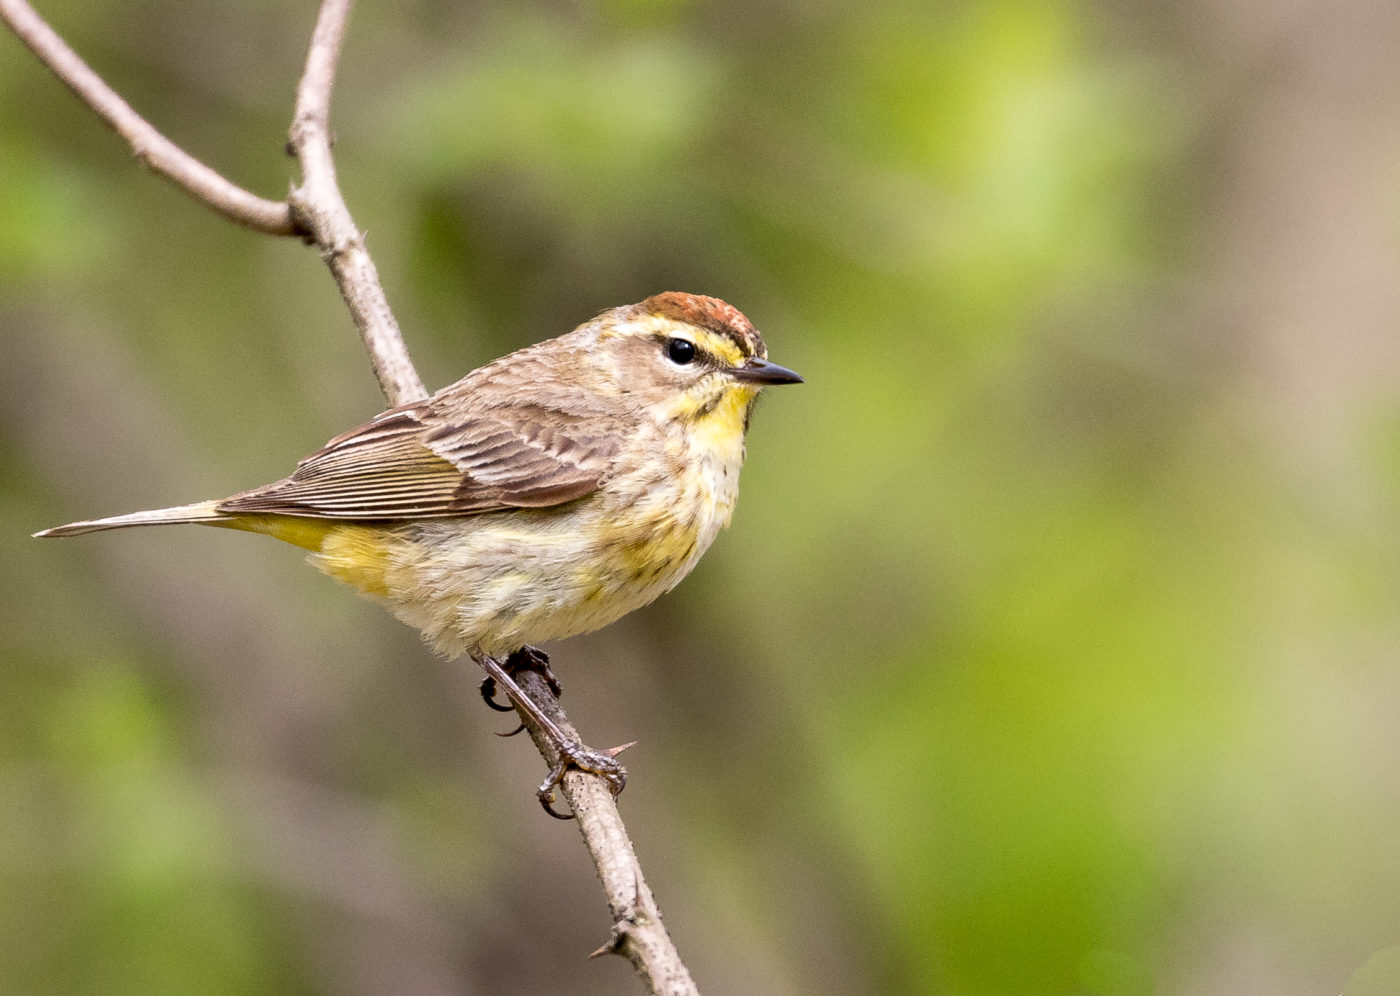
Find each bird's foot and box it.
[474,650,634,818]
[537,739,636,820]
[508,645,562,696]
[480,645,562,728]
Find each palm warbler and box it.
[38,292,802,809]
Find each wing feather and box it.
[219,392,621,520]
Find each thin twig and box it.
[511,669,700,996]
[286,0,427,407]
[0,0,424,406]
[0,0,297,235]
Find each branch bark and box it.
[0,0,425,407]
[5,2,697,992]
[0,0,296,235]
[511,669,700,996]
[286,0,426,407]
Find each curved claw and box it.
[538,756,576,819]
[534,740,632,819]
[495,723,526,738]
[479,676,515,712]
[539,785,575,820]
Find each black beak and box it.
[730,358,805,385]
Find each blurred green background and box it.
[4,0,1400,993]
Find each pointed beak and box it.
[730,358,805,386]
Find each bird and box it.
[37,291,803,814]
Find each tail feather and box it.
[35,500,231,538]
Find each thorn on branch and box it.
[587,933,627,960]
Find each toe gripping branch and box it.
[480,646,561,732]
[476,648,633,819]
[481,646,560,710]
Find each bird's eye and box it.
[666,338,696,365]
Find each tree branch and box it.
[0,0,426,407]
[286,0,426,407]
[511,669,700,996]
[6,2,697,991]
[0,0,296,235]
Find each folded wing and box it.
[219,401,618,519]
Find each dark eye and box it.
[666,338,696,365]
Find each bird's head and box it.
[584,292,803,432]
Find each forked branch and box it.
[0,0,295,234]
[0,0,424,407]
[2,1,694,992]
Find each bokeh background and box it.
[3,0,1400,993]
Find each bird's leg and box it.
[479,645,561,714]
[473,652,630,820]
[481,647,556,739]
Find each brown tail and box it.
[34,500,232,538]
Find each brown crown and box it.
[640,292,756,342]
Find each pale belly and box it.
[312,437,745,659]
